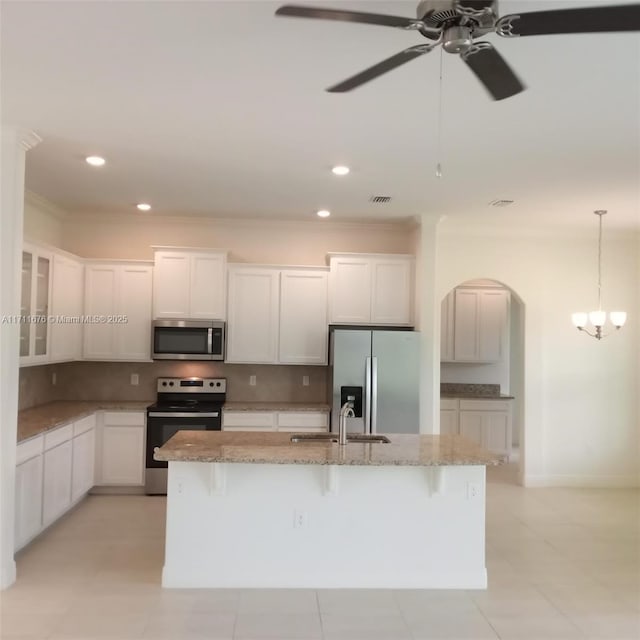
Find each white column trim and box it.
[0,126,41,589]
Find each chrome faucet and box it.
[339,400,355,445]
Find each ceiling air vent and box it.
[489,199,514,207]
[370,195,392,204]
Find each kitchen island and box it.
[155,431,502,589]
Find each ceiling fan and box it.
[275,1,640,100]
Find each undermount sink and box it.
[345,434,391,444]
[289,433,390,444]
[289,433,339,443]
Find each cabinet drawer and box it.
[102,411,145,426]
[222,411,276,429]
[73,414,96,437]
[16,435,43,465]
[440,398,458,411]
[44,424,73,451]
[459,400,510,412]
[277,412,328,429]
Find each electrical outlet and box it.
[302,375,309,387]
[293,508,307,529]
[249,375,256,386]
[467,482,480,500]
[51,372,57,386]
[130,373,139,386]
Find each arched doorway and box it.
[440,278,525,485]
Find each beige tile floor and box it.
[1,460,638,640]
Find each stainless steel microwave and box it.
[152,320,225,361]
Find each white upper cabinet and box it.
[328,253,414,326]
[226,265,328,365]
[84,262,153,361]
[153,249,227,319]
[370,258,413,325]
[328,256,371,324]
[20,244,52,366]
[279,270,328,365]
[226,267,280,364]
[49,253,84,363]
[441,287,510,363]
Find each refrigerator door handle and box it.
[365,356,372,434]
[371,356,378,434]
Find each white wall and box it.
[23,192,64,247]
[59,214,414,264]
[436,220,639,487]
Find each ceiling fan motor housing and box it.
[417,0,498,41]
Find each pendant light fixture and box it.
[571,210,626,340]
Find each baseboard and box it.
[524,474,640,488]
[90,485,146,495]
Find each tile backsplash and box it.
[19,361,329,410]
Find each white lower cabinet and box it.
[42,439,73,527]
[71,428,96,501]
[15,441,44,551]
[15,413,99,551]
[96,411,145,486]
[439,398,459,436]
[440,398,512,457]
[222,410,328,433]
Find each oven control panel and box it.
[156,377,226,393]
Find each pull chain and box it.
[435,47,444,178]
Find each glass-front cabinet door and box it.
[20,251,33,358]
[20,245,51,365]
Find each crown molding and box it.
[24,191,70,220]
[63,211,415,231]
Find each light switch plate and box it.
[130,373,139,386]
[302,375,309,387]
[249,375,257,386]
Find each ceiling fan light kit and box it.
[275,1,640,100]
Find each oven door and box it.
[146,412,221,470]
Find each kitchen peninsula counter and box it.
[18,400,151,442]
[155,430,502,466]
[158,431,497,590]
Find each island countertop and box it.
[154,430,503,467]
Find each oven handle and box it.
[147,412,220,418]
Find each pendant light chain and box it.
[596,210,605,311]
[435,47,443,179]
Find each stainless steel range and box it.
[145,377,226,495]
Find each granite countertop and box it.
[223,402,331,412]
[441,393,514,399]
[155,430,503,467]
[18,400,152,443]
[440,383,514,400]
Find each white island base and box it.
[162,461,487,589]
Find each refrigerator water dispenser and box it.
[340,386,363,418]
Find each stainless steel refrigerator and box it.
[329,328,420,435]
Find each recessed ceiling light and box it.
[316,209,331,218]
[136,203,151,211]
[331,165,350,176]
[85,156,105,167]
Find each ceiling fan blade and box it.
[461,43,525,100]
[496,4,640,37]
[275,5,419,29]
[326,44,437,92]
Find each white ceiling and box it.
[2,0,639,229]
